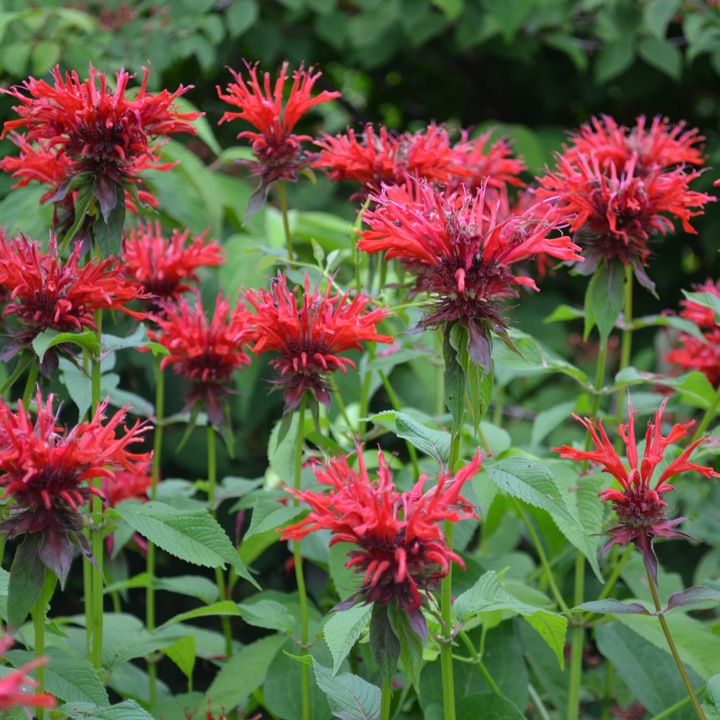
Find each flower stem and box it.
[620,263,633,371]
[358,354,373,440]
[380,679,393,720]
[457,630,500,694]
[32,569,48,720]
[147,359,164,706]
[378,368,420,479]
[293,395,310,720]
[492,385,506,428]
[646,570,706,720]
[528,684,552,720]
[566,553,586,720]
[646,687,706,720]
[329,375,353,433]
[278,180,293,260]
[0,353,32,397]
[511,497,569,612]
[352,199,370,295]
[207,425,233,660]
[601,657,613,720]
[596,545,632,602]
[690,380,720,445]
[91,308,104,672]
[21,362,39,409]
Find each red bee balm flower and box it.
[0,234,144,374]
[0,392,151,585]
[535,153,713,292]
[677,278,720,329]
[360,180,579,369]
[217,61,340,216]
[665,329,720,387]
[152,294,253,428]
[122,220,225,306]
[282,448,483,610]
[244,273,393,411]
[0,636,55,710]
[1,65,198,186]
[553,396,720,583]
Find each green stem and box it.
[378,368,420,479]
[147,359,164,705]
[91,308,104,672]
[32,570,47,720]
[329,375,353,432]
[566,553,586,720]
[620,263,633,371]
[436,330,445,417]
[293,395,310,720]
[690,380,720,445]
[21,362,39,409]
[596,545,632,602]
[380,679,393,720]
[358,355,373,439]
[458,629,502,693]
[492,385,506,428]
[646,687,706,720]
[647,570,706,720]
[278,180,293,260]
[208,425,233,659]
[352,199,370,295]
[0,353,32,396]
[512,498,569,612]
[600,658,613,720]
[528,684,552,720]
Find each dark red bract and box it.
[282,448,483,610]
[244,273,393,411]
[553,396,720,582]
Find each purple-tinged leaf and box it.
[576,599,650,615]
[94,172,118,222]
[368,604,400,688]
[7,533,45,628]
[38,527,73,589]
[665,585,720,611]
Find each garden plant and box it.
[1,2,720,720]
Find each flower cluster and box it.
[0,636,55,711]
[314,124,525,200]
[282,448,483,610]
[0,392,151,584]
[0,234,144,373]
[244,273,393,411]
[535,115,713,292]
[665,279,720,386]
[553,396,719,582]
[218,61,340,216]
[152,294,253,428]
[122,220,225,307]
[360,180,580,368]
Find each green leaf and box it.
[596,623,705,714]
[454,571,568,668]
[63,176,95,249]
[584,261,625,344]
[204,634,286,711]
[245,499,304,539]
[7,534,44,628]
[33,329,100,362]
[329,542,364,602]
[639,36,683,80]
[544,33,588,72]
[7,647,108,705]
[226,0,259,38]
[388,605,424,690]
[644,0,681,38]
[171,96,220,156]
[237,599,295,632]
[443,324,466,428]
[368,410,451,463]
[682,290,720,324]
[156,601,241,631]
[313,661,382,720]
[31,39,60,74]
[323,604,371,675]
[268,412,299,482]
[456,693,526,719]
[429,0,463,21]
[543,304,585,324]
[485,456,582,529]
[115,501,258,588]
[543,459,604,582]
[103,573,220,605]
[93,185,125,258]
[575,599,650,615]
[595,41,636,83]
[705,674,720,715]
[614,368,719,412]
[369,604,400,687]
[461,332,494,431]
[102,326,166,355]
[60,700,154,720]
[530,401,576,449]
[164,636,196,682]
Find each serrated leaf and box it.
[7,647,108,706]
[204,634,286,711]
[93,185,125,257]
[237,599,295,632]
[115,501,258,588]
[103,572,219,604]
[443,325,466,428]
[7,533,44,628]
[62,176,95,249]
[245,499,304,539]
[575,599,650,615]
[584,261,625,344]
[454,571,568,668]
[60,700,154,720]
[268,412,299,482]
[102,326,163,354]
[33,329,99,362]
[313,660,382,720]
[164,636,196,681]
[639,36,683,81]
[156,601,241,631]
[665,585,720,611]
[324,605,371,675]
[368,410,451,463]
[485,456,582,529]
[388,605,423,690]
[615,368,719,412]
[369,604,400,687]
